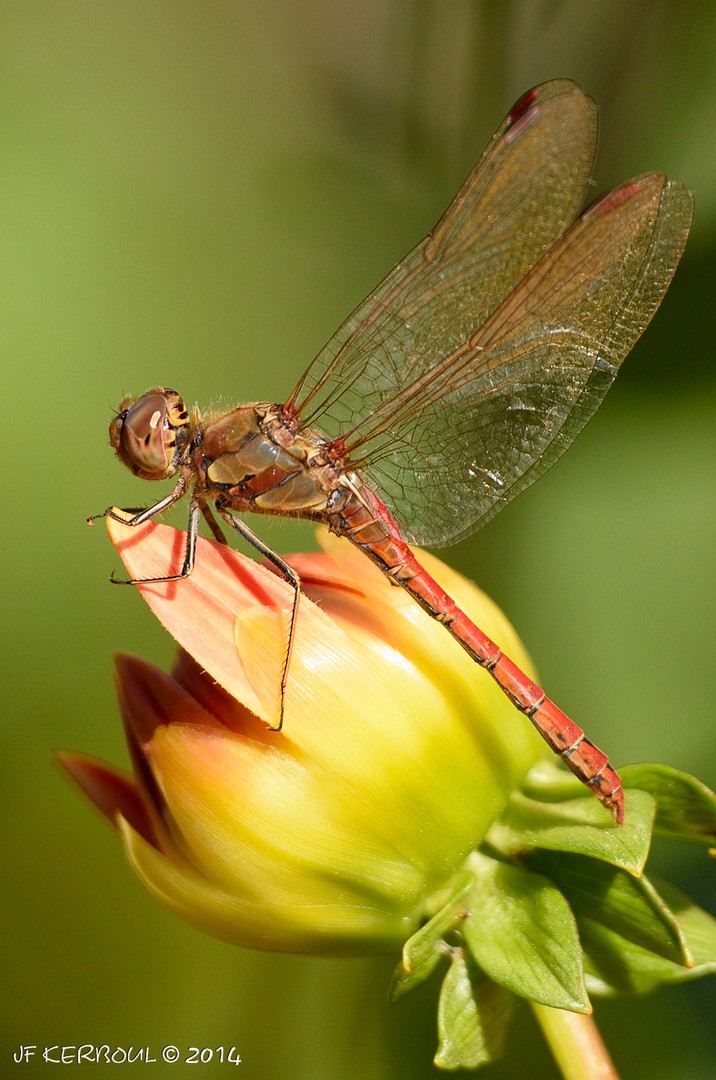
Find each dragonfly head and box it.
[110,388,191,481]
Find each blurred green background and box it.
[2,2,714,1078]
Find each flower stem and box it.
[531,1003,620,1080]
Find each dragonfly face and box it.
[110,388,192,481]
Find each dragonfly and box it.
[93,80,693,825]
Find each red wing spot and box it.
[505,91,541,143]
[507,87,538,126]
[581,178,651,222]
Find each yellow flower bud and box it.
[60,521,543,953]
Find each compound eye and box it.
[109,387,189,480]
[117,393,174,477]
[123,394,172,475]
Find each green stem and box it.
[531,1003,620,1080]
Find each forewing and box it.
[288,80,597,430]
[359,176,693,546]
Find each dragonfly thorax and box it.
[193,402,342,517]
[110,388,192,481]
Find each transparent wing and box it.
[357,176,693,546]
[287,80,598,428]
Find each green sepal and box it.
[435,951,514,1070]
[394,760,715,1072]
[580,876,716,995]
[485,786,655,876]
[527,850,691,966]
[390,870,474,1001]
[462,851,590,1012]
[522,760,716,846]
[619,763,716,845]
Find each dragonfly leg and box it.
[87,474,189,530]
[216,503,301,732]
[108,499,201,586]
[201,503,229,545]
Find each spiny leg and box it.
[216,504,301,732]
[201,503,229,545]
[109,497,201,586]
[87,474,188,532]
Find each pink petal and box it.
[107,516,294,720]
[171,649,267,738]
[115,653,221,743]
[56,750,158,846]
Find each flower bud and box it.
[60,522,543,953]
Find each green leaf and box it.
[619,763,716,845]
[528,851,691,966]
[651,877,716,969]
[582,877,716,995]
[522,760,716,846]
[435,952,513,1070]
[390,871,474,1001]
[462,851,590,1012]
[486,788,655,875]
